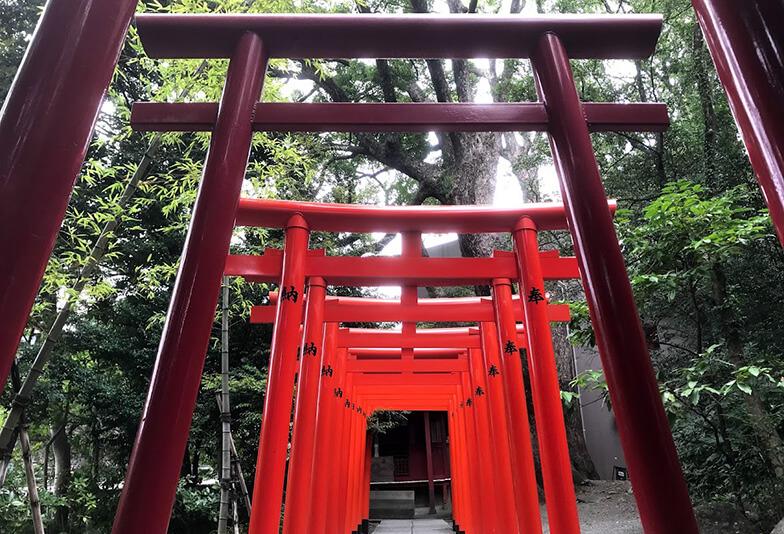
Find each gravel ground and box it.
[543,480,643,534]
[371,480,763,533]
[545,480,760,534]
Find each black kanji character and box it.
[302,342,318,357]
[504,340,518,355]
[345,399,351,408]
[321,365,334,377]
[488,364,500,377]
[281,285,299,302]
[334,387,343,398]
[475,386,485,397]
[527,287,545,304]
[465,398,473,407]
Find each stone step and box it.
[373,518,453,533]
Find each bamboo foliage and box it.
[218,277,232,534]
[0,0,261,484]
[19,419,44,534]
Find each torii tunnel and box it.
[11,2,784,532]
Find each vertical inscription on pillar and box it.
[527,287,545,304]
[281,286,299,302]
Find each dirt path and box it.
[542,480,643,534]
[372,480,761,533]
[545,480,759,534]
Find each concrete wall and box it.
[573,345,627,480]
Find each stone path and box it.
[374,518,453,533]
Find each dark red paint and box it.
[692,0,784,246]
[0,0,136,393]
[136,13,662,60]
[112,33,268,533]
[131,101,669,133]
[531,33,699,533]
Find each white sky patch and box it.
[606,60,638,81]
[280,78,315,101]
[494,157,523,207]
[474,75,493,104]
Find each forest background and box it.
[1,0,783,532]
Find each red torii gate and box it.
[102,12,699,533]
[245,251,577,534]
[13,5,782,534]
[250,292,551,533]
[0,12,779,530]
[308,326,535,534]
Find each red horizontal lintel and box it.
[130,102,669,133]
[135,14,662,60]
[228,253,577,287]
[339,331,480,349]
[353,375,462,388]
[350,348,465,358]
[234,198,616,233]
[347,359,469,373]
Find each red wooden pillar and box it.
[468,347,501,534]
[348,387,363,534]
[401,232,421,361]
[345,400,361,533]
[113,33,267,533]
[531,32,698,534]
[283,277,326,534]
[692,0,784,246]
[450,397,469,533]
[309,323,339,532]
[354,409,367,533]
[499,265,578,534]
[456,378,480,534]
[446,404,463,528]
[491,279,545,533]
[249,214,310,534]
[478,323,522,534]
[336,373,355,533]
[423,411,437,514]
[326,347,349,534]
[460,372,484,534]
[350,411,368,533]
[362,430,372,531]
[0,0,137,391]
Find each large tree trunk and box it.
[20,420,45,534]
[450,132,500,295]
[692,24,719,182]
[712,263,784,479]
[50,411,71,532]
